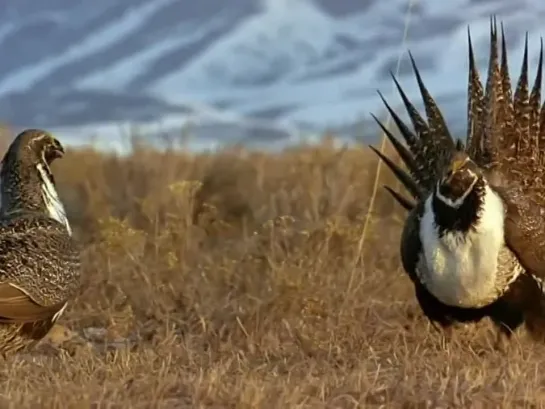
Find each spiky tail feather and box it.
[368,60,459,211]
[370,16,545,212]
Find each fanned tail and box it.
[498,25,545,170]
[466,25,485,160]
[529,38,543,162]
[514,34,531,159]
[369,47,458,210]
[383,186,415,211]
[371,16,545,213]
[467,17,508,169]
[498,22,517,157]
[482,17,502,166]
[368,145,422,201]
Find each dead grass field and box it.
[1,136,544,408]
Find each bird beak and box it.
[51,138,64,159]
[44,138,65,163]
[445,157,469,182]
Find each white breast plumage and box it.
[418,185,517,308]
[36,163,72,236]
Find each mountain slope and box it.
[1,0,545,151]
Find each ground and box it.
[0,136,544,408]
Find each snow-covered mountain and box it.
[2,0,545,152]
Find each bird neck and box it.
[431,178,486,235]
[0,159,44,212]
[0,159,72,235]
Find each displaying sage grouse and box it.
[0,129,80,356]
[370,19,545,343]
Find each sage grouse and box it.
[370,19,545,343]
[0,129,80,355]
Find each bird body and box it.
[370,18,545,343]
[0,129,80,355]
[418,184,516,308]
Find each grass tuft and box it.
[0,138,542,408]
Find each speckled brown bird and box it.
[370,17,545,344]
[0,129,80,356]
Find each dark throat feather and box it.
[432,179,486,236]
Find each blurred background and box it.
[2,0,545,153]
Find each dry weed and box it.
[0,138,541,408]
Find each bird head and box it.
[41,134,65,164]
[0,129,70,230]
[8,129,65,166]
[435,152,482,209]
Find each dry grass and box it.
[1,136,545,408]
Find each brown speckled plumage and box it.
[0,129,80,355]
[370,17,545,343]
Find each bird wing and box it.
[493,186,545,281]
[0,214,80,314]
[399,203,425,284]
[0,283,66,323]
